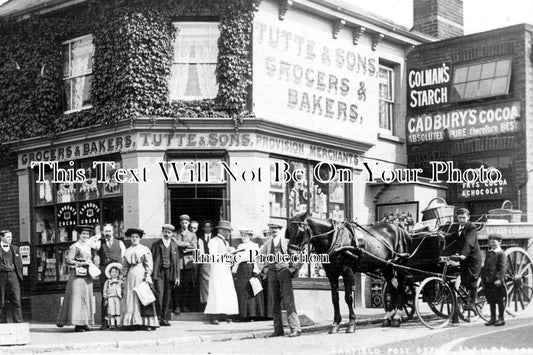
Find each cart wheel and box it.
[505,247,533,315]
[415,277,455,329]
[382,281,416,321]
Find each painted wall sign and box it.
[408,63,450,108]
[19,135,134,167]
[407,101,520,143]
[456,177,511,200]
[252,1,379,144]
[79,202,100,225]
[57,204,77,227]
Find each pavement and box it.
[1,308,385,354]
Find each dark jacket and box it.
[481,249,507,283]
[455,222,482,268]
[151,239,180,282]
[0,245,23,282]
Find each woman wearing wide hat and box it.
[120,228,159,330]
[204,220,239,324]
[57,225,97,332]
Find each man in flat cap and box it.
[257,221,302,337]
[452,208,482,314]
[172,214,197,313]
[0,230,23,323]
[152,224,180,326]
[481,234,507,326]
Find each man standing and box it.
[96,223,125,329]
[452,208,482,311]
[257,222,302,337]
[0,230,23,323]
[197,221,214,310]
[152,224,180,326]
[173,214,197,313]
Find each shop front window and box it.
[269,158,351,278]
[32,158,123,285]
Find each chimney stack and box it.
[413,0,464,39]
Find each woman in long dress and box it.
[204,220,238,324]
[56,225,96,332]
[120,228,159,330]
[233,230,264,320]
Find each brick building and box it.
[0,0,435,321]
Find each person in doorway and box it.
[257,222,302,337]
[56,225,97,332]
[204,220,238,324]
[481,234,507,326]
[197,220,214,311]
[452,208,482,312]
[96,223,126,329]
[0,230,23,323]
[151,224,180,326]
[233,229,264,321]
[172,214,197,313]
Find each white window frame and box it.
[379,65,395,133]
[170,21,220,101]
[451,57,512,102]
[62,34,94,114]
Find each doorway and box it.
[169,185,228,231]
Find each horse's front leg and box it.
[328,272,342,334]
[382,268,402,327]
[342,266,356,333]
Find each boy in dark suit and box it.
[481,234,507,326]
[0,230,23,323]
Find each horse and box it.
[285,212,412,334]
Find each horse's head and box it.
[285,212,309,252]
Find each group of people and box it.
[0,207,507,335]
[49,216,302,337]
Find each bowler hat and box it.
[125,228,145,237]
[456,208,470,216]
[75,225,94,234]
[105,262,123,279]
[161,223,175,231]
[179,214,190,221]
[216,220,233,231]
[488,234,503,241]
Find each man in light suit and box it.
[152,224,180,326]
[256,222,302,337]
[0,230,23,323]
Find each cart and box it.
[380,198,533,329]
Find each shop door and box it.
[170,186,228,232]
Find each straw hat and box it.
[105,262,123,279]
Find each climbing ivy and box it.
[0,0,254,162]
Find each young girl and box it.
[481,234,507,326]
[103,262,123,330]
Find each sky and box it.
[345,0,533,35]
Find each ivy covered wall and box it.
[0,0,253,160]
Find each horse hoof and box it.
[381,319,391,327]
[346,324,356,333]
[329,325,340,334]
[391,319,401,328]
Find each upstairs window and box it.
[170,22,220,101]
[62,35,94,113]
[451,58,512,102]
[379,65,394,132]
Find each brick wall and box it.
[0,154,20,243]
[413,0,464,39]
[406,25,531,219]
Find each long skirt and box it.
[57,272,94,326]
[234,263,264,318]
[204,263,238,315]
[198,263,211,304]
[121,263,159,327]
